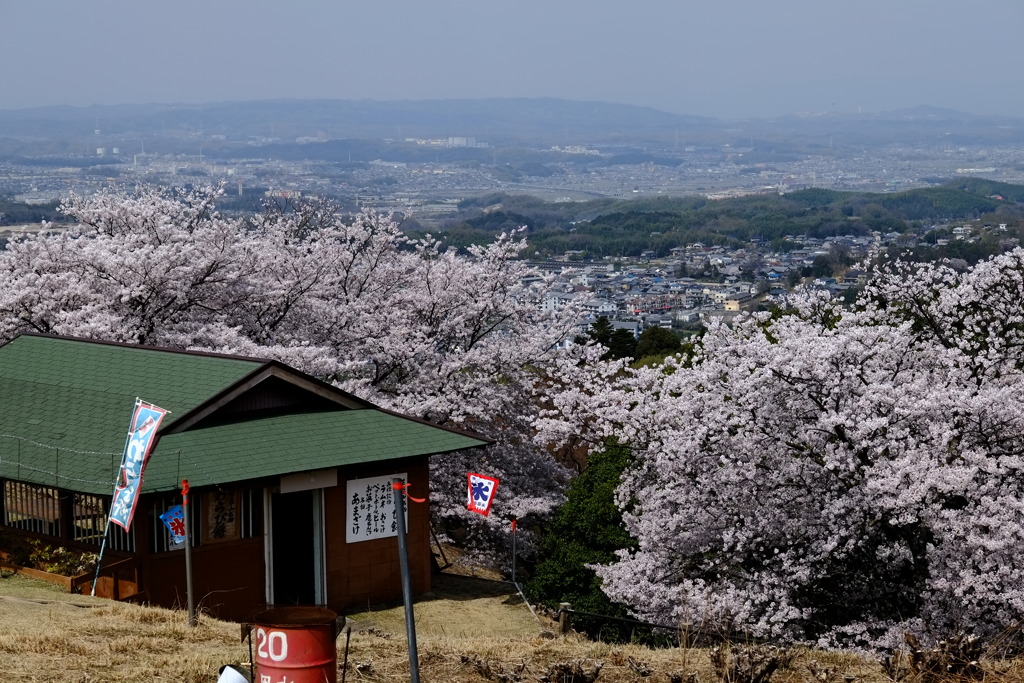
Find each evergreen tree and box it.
[525,445,645,642]
[635,326,681,359]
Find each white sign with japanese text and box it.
[346,473,407,543]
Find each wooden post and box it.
[558,602,571,635]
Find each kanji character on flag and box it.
[109,400,167,531]
[159,505,186,546]
[467,472,499,516]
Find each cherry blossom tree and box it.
[538,255,1024,649]
[0,187,252,344]
[0,185,581,553]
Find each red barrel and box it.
[254,606,339,683]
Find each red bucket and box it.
[253,606,339,683]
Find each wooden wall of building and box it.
[3,456,437,623]
[324,458,432,612]
[145,537,265,621]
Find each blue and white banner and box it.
[109,400,167,531]
[159,504,186,546]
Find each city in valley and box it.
[2,99,1022,333]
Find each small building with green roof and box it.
[0,333,489,621]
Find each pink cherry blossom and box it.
[540,256,1024,649]
[0,185,582,556]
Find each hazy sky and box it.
[3,0,1022,119]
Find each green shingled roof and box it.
[0,335,488,495]
[148,410,484,493]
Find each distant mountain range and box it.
[1,98,1022,150]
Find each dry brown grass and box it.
[1,571,1023,683]
[0,574,242,681]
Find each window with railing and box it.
[240,487,258,539]
[73,493,135,552]
[151,487,260,553]
[2,480,61,537]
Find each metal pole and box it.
[393,477,420,683]
[90,516,113,596]
[511,519,517,586]
[93,409,138,597]
[182,479,196,627]
[341,624,352,683]
[247,626,255,683]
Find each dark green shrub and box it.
[526,444,662,643]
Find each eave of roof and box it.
[147,409,488,493]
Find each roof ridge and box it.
[9,332,271,364]
[14,335,492,442]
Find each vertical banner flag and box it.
[467,472,499,516]
[159,505,186,546]
[109,401,167,531]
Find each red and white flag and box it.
[467,472,499,516]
